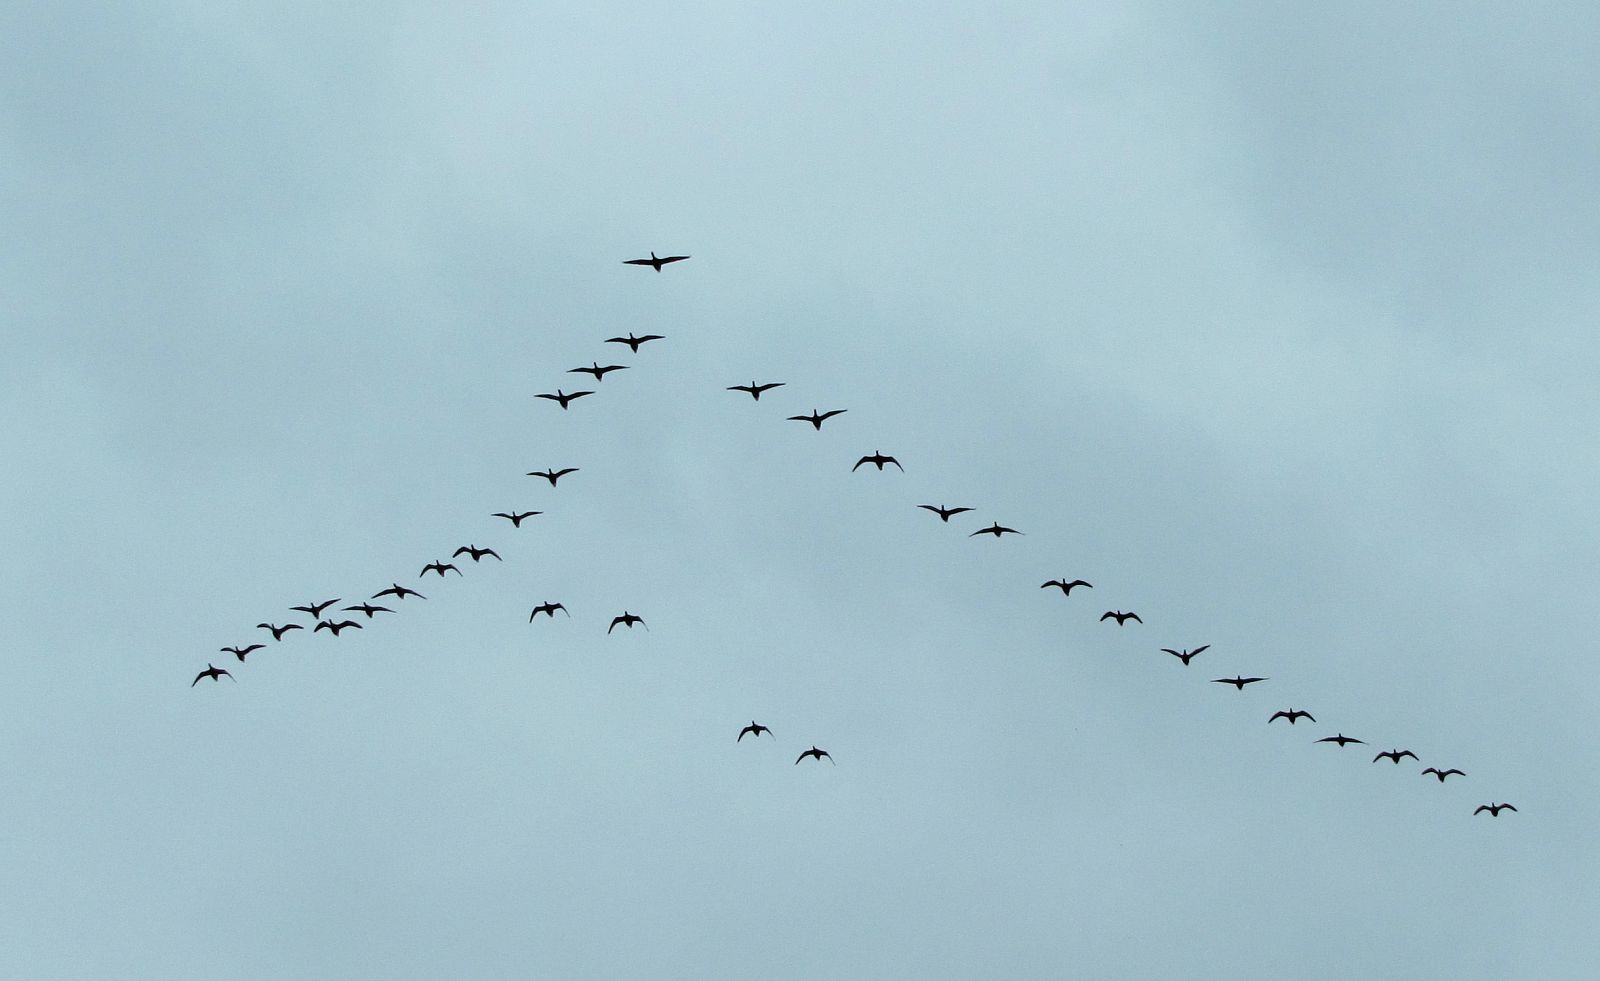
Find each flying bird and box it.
[1044,579,1094,595]
[919,504,974,522]
[535,389,594,409]
[314,619,363,636]
[492,511,543,527]
[342,603,394,619]
[421,561,463,578]
[623,251,690,272]
[787,409,847,430]
[608,611,647,634]
[737,722,772,742]
[1100,610,1141,625]
[529,602,570,620]
[191,663,234,687]
[453,545,502,563]
[1161,645,1209,665]
[795,746,834,765]
[1316,733,1365,747]
[1268,708,1315,724]
[1373,749,1419,764]
[526,468,579,487]
[1212,676,1267,690]
[256,622,302,641]
[853,451,903,472]
[605,332,664,353]
[1422,767,1465,783]
[1474,803,1517,817]
[727,381,785,401]
[568,362,629,382]
[374,583,425,601]
[221,644,263,662]
[291,598,341,620]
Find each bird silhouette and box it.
[608,611,646,634]
[421,561,463,578]
[342,603,394,619]
[623,251,690,272]
[291,598,341,620]
[526,468,579,487]
[256,622,302,641]
[374,583,425,601]
[1160,645,1209,664]
[453,545,502,562]
[568,362,629,382]
[1474,802,1517,817]
[1373,749,1419,764]
[191,663,234,686]
[492,511,543,527]
[970,522,1022,538]
[536,389,593,409]
[853,451,903,472]
[314,619,363,636]
[1422,767,1466,783]
[221,644,263,662]
[727,381,785,401]
[1212,676,1267,690]
[795,746,834,765]
[1044,579,1094,595]
[737,721,772,742]
[919,504,974,522]
[605,332,664,353]
[1268,708,1315,724]
[787,409,847,430]
[1100,610,1141,625]
[1316,733,1365,747]
[529,602,570,620]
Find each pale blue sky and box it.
[3,3,1597,978]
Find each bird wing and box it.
[1399,751,1418,761]
[1444,769,1464,777]
[1269,712,1289,722]
[818,409,846,421]
[757,383,785,392]
[889,458,905,471]
[555,468,578,477]
[638,334,664,342]
[1126,613,1142,622]
[535,393,560,402]
[452,547,471,557]
[1100,612,1115,620]
[728,385,754,394]
[1190,645,1210,656]
[660,255,690,263]
[191,671,205,686]
[1474,805,1490,814]
[623,259,654,266]
[482,549,501,560]
[569,390,594,400]
[1500,804,1517,812]
[852,458,868,471]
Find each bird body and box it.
[314,619,363,636]
[1100,610,1141,625]
[1316,733,1365,747]
[1212,676,1267,690]
[737,722,772,742]
[374,583,425,601]
[192,663,234,686]
[536,389,593,409]
[1474,802,1517,817]
[853,451,903,472]
[1161,645,1209,665]
[453,545,502,562]
[343,603,394,618]
[1422,767,1465,783]
[569,362,628,381]
[527,468,579,487]
[728,381,785,401]
[795,746,834,765]
[1044,579,1093,595]
[608,611,646,634]
[256,622,302,641]
[605,333,664,353]
[970,522,1022,538]
[919,504,974,522]
[1268,708,1314,724]
[623,252,690,272]
[421,561,463,578]
[492,511,543,527]
[221,644,263,662]
[529,602,569,620]
[787,409,847,430]
[1373,749,1419,764]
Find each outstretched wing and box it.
[659,255,690,264]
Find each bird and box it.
[1422,767,1466,783]
[536,389,593,409]
[1474,803,1517,817]
[970,522,1022,538]
[919,504,975,522]
[1212,676,1267,690]
[291,598,341,620]
[608,611,646,634]
[727,381,785,401]
[605,332,665,353]
[1268,708,1315,724]
[374,583,425,601]
[1161,645,1210,665]
[256,622,302,641]
[1100,610,1141,625]
[1373,749,1419,764]
[623,251,690,272]
[526,468,579,487]
[787,409,847,430]
[453,545,502,563]
[492,511,543,527]
[1316,733,1365,748]
[191,663,234,686]
[737,722,772,742]
[421,561,463,578]
[1043,579,1094,595]
[529,602,570,621]
[853,451,903,472]
[221,644,263,662]
[568,362,629,382]
[795,746,834,765]
[342,603,394,619]
[314,619,363,636]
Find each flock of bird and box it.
[190,251,1518,810]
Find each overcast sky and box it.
[3,3,1597,978]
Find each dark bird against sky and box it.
[374,583,425,601]
[728,381,785,401]
[291,598,341,620]
[608,611,646,634]
[1316,733,1365,747]
[421,561,463,578]
[853,451,903,472]
[623,251,690,271]
[535,389,593,410]
[256,622,302,641]
[1160,645,1209,665]
[1422,767,1466,783]
[568,362,629,382]
[1268,708,1315,724]
[737,722,772,742]
[526,468,579,487]
[342,603,394,619]
[1474,803,1517,817]
[221,644,263,662]
[795,746,834,765]
[970,522,1022,538]
[605,332,664,353]
[1100,610,1141,625]
[919,504,974,522]
[453,545,501,563]
[1373,749,1419,764]
[787,409,847,430]
[1044,579,1094,595]
[191,663,233,687]
[492,511,542,527]
[1213,676,1267,690]
[314,619,363,636]
[529,602,569,620]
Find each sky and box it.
[3,2,1598,978]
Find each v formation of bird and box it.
[188,250,1512,809]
